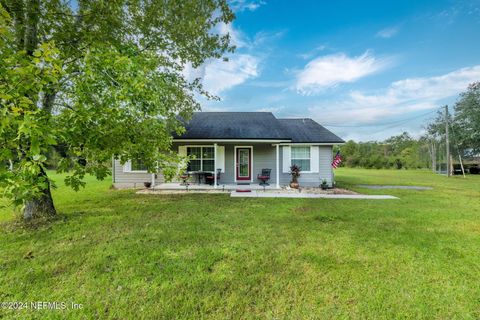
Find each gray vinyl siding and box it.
[320,146,334,186]
[251,144,278,185]
[112,159,164,188]
[223,143,278,185]
[279,145,333,187]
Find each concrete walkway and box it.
[357,185,432,190]
[230,191,398,199]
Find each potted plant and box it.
[320,178,328,190]
[289,164,301,189]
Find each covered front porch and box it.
[150,142,282,189]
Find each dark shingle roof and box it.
[277,118,345,143]
[176,112,290,140]
[175,112,344,143]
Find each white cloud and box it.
[215,22,248,48]
[185,21,284,97]
[201,106,232,112]
[309,65,480,125]
[248,80,289,88]
[203,54,259,95]
[252,30,285,47]
[297,45,328,60]
[294,51,391,95]
[183,23,264,96]
[229,0,266,12]
[376,26,399,38]
[185,54,259,96]
[255,106,284,113]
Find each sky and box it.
[185,0,480,142]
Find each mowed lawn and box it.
[1,169,480,319]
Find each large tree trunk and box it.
[24,0,39,55]
[21,0,57,220]
[5,0,26,50]
[24,168,56,220]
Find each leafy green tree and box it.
[427,83,479,159]
[385,132,414,155]
[0,0,234,219]
[453,82,480,156]
[338,133,430,170]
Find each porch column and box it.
[151,161,158,189]
[214,143,217,188]
[276,144,280,189]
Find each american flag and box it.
[332,151,342,169]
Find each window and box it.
[131,159,148,172]
[291,146,310,171]
[187,146,214,172]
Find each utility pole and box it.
[431,142,436,173]
[445,105,450,177]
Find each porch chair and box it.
[180,172,190,191]
[180,172,190,185]
[257,168,271,188]
[205,169,221,186]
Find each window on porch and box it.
[187,146,214,172]
[131,159,148,172]
[291,146,311,171]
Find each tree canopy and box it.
[452,82,480,156]
[0,0,234,219]
[337,132,431,170]
[426,82,480,158]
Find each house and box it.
[112,112,344,189]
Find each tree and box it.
[338,133,430,170]
[453,82,480,156]
[426,84,480,159]
[0,1,234,219]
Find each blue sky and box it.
[186,0,480,141]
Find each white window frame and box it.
[131,159,149,173]
[123,160,148,173]
[186,145,215,172]
[291,146,312,173]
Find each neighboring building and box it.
[112,112,344,188]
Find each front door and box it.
[236,148,251,181]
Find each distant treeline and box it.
[336,81,480,170]
[335,132,431,169]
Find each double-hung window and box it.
[131,159,148,172]
[291,146,311,171]
[187,146,214,172]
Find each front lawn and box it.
[1,169,480,319]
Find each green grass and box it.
[1,169,480,319]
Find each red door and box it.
[236,148,251,181]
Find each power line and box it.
[323,108,441,128]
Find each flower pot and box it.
[144,182,152,188]
[321,184,328,190]
[290,182,299,189]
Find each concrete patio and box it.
[151,183,280,191]
[138,183,399,199]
